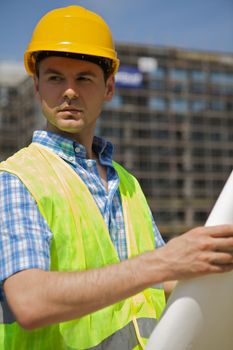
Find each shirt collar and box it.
[32,130,113,165]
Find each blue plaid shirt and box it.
[0,130,164,299]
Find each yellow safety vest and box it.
[0,143,166,350]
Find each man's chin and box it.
[58,121,84,134]
[59,128,82,135]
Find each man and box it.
[0,6,233,350]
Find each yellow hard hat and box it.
[24,6,120,75]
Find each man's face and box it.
[34,56,114,139]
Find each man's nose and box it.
[63,85,79,101]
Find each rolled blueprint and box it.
[146,170,233,350]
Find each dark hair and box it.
[33,51,113,81]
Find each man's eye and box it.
[48,75,63,81]
[78,76,91,82]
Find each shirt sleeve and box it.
[150,211,165,248]
[0,172,52,288]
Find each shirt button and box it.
[75,146,81,153]
[87,161,93,168]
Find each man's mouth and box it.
[58,106,83,118]
[60,107,82,112]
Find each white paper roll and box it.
[146,171,233,350]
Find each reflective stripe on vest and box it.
[88,318,157,350]
[0,143,166,349]
[0,297,15,324]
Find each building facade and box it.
[0,45,233,240]
[0,62,43,162]
[99,44,233,239]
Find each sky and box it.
[0,0,232,63]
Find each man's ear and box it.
[104,75,115,101]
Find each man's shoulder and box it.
[0,145,34,187]
[0,144,35,170]
[1,145,31,164]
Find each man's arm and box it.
[4,225,233,330]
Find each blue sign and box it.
[115,66,143,88]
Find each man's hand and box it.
[154,225,233,282]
